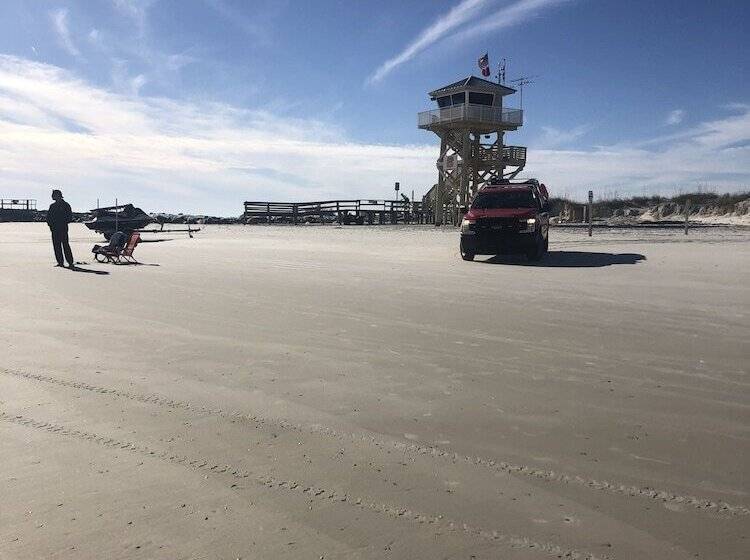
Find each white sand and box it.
[1,223,748,559]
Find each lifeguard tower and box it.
[418,76,526,225]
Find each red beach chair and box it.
[93,232,141,264]
[119,232,141,263]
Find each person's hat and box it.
[51,189,62,197]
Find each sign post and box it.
[684,198,690,235]
[587,190,593,237]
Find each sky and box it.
[0,0,748,215]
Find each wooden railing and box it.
[0,198,37,210]
[243,199,432,224]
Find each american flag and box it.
[477,53,490,77]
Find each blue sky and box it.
[0,0,748,214]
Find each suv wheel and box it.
[526,235,545,261]
[460,240,475,261]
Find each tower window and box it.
[451,92,465,105]
[468,92,494,106]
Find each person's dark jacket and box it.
[47,200,73,230]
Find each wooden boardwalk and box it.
[244,199,433,225]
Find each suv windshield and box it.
[472,190,537,209]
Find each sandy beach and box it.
[1,223,748,559]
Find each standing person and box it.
[47,189,74,268]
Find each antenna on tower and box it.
[508,75,538,109]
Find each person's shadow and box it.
[67,265,109,275]
[481,251,646,268]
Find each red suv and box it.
[460,181,550,261]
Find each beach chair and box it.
[119,232,140,263]
[93,232,141,264]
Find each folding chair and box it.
[119,232,140,264]
[93,232,141,264]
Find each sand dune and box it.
[1,223,748,559]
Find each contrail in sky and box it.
[367,0,489,85]
[367,0,570,85]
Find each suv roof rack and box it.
[487,178,538,187]
[481,178,548,200]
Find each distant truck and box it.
[459,180,550,261]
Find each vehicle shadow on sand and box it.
[480,251,646,267]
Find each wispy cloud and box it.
[88,28,101,44]
[0,56,747,214]
[367,0,570,84]
[367,0,489,84]
[536,123,591,148]
[203,0,272,44]
[0,56,434,214]
[50,8,80,57]
[527,107,750,197]
[665,109,685,126]
[450,0,570,43]
[87,8,197,96]
[110,59,149,95]
[111,0,153,35]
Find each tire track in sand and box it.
[3,367,747,518]
[0,411,606,560]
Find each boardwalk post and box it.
[266,203,271,224]
[684,198,690,235]
[587,190,593,237]
[293,204,298,225]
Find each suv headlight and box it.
[519,217,536,232]
[460,218,475,233]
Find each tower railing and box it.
[474,145,527,167]
[418,104,523,129]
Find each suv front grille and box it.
[475,217,520,232]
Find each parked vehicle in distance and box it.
[459,180,550,261]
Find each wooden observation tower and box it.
[418,76,526,225]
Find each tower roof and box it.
[428,76,516,99]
